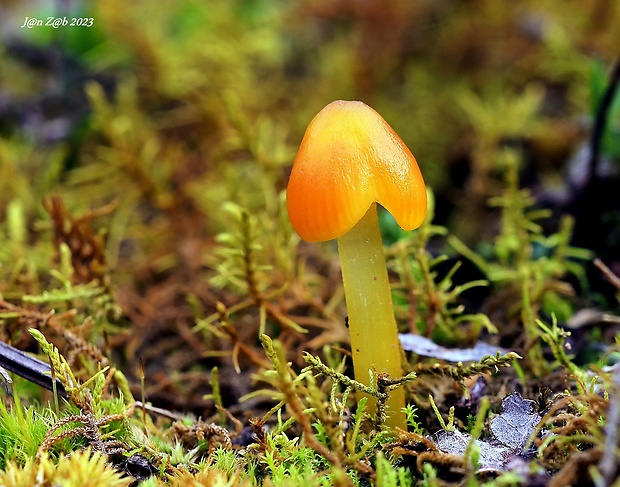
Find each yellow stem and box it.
[337,203,406,430]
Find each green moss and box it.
[1,0,619,483]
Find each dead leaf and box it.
[431,429,511,470]
[430,392,542,471]
[399,334,511,362]
[490,392,541,449]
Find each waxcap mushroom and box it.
[287,100,427,242]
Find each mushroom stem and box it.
[337,202,406,430]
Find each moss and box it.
[1,0,619,484]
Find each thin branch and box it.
[588,55,620,184]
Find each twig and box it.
[594,258,620,292]
[588,55,620,184]
[598,365,620,484]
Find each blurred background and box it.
[1,0,619,412]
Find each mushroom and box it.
[287,100,427,429]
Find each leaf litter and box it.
[431,392,542,471]
[399,333,512,362]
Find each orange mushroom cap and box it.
[286,100,427,242]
